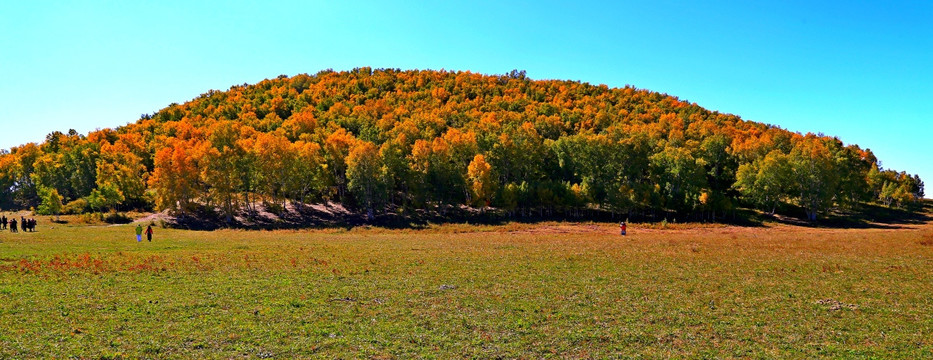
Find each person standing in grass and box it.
[620,221,627,236]
[135,224,143,242]
[146,225,153,242]
[10,218,17,233]
[1,215,6,230]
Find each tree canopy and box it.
[0,68,924,222]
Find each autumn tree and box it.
[467,154,494,208]
[280,107,318,141]
[201,122,247,223]
[201,145,242,223]
[9,143,42,207]
[0,154,17,209]
[252,132,295,213]
[790,135,837,221]
[379,134,414,207]
[286,140,326,209]
[323,127,358,201]
[149,142,200,214]
[96,141,147,209]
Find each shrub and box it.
[78,212,102,224]
[63,199,90,215]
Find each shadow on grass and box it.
[161,202,771,231]
[169,204,532,231]
[157,200,930,231]
[764,200,932,229]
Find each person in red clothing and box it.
[620,221,627,236]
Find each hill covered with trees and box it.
[0,68,924,224]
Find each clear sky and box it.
[1,1,930,194]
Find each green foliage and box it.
[650,145,707,211]
[790,136,838,221]
[346,141,390,218]
[736,150,794,214]
[86,184,125,212]
[36,187,63,216]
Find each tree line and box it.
[0,68,924,223]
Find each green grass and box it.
[1,219,932,358]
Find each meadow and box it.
[1,215,931,358]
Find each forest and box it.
[0,68,924,223]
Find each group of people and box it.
[1,215,37,233]
[135,224,154,242]
[3,213,155,242]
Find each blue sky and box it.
[1,1,930,193]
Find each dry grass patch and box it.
[920,229,933,246]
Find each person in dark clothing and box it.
[146,225,153,242]
[10,218,17,233]
[1,215,6,230]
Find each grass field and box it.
[1,214,932,358]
